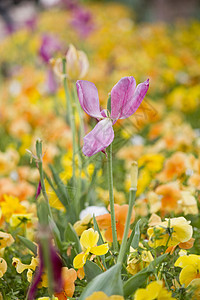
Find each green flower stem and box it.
[62,59,76,189]
[36,140,53,219]
[117,188,136,264]
[107,143,118,252]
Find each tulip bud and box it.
[66,44,89,80]
[130,161,138,189]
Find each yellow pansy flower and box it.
[134,281,175,300]
[174,254,200,287]
[74,214,93,236]
[138,153,164,173]
[86,291,124,300]
[0,258,7,278]
[9,213,33,227]
[0,231,14,249]
[1,195,26,222]
[127,245,153,276]
[73,228,109,269]
[12,257,38,274]
[148,217,193,248]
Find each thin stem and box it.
[107,143,118,252]
[62,60,76,189]
[36,140,53,219]
[117,188,136,264]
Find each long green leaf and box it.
[84,260,103,282]
[93,215,106,269]
[131,219,141,248]
[80,263,123,300]
[64,223,82,253]
[18,236,37,255]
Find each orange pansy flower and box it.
[55,267,77,299]
[96,204,135,242]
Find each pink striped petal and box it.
[82,119,114,157]
[120,79,149,119]
[76,80,102,118]
[111,77,149,120]
[110,76,136,120]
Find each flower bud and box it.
[130,161,138,189]
[66,44,89,80]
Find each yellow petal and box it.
[73,253,87,269]
[171,217,193,243]
[146,281,162,298]
[110,297,124,300]
[175,255,200,269]
[179,265,197,287]
[90,243,109,256]
[0,258,7,278]
[86,291,109,300]
[134,288,151,300]
[80,228,99,249]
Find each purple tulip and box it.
[76,77,149,157]
[70,8,95,38]
[27,242,63,300]
[39,34,61,63]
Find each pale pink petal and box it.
[119,79,149,119]
[76,80,102,118]
[110,76,136,120]
[82,119,114,157]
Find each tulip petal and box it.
[76,80,102,118]
[82,119,114,157]
[122,79,149,119]
[111,76,136,120]
[111,77,149,120]
[90,243,109,255]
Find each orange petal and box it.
[77,267,85,280]
[96,214,111,230]
[54,292,67,300]
[116,223,125,241]
[104,227,114,242]
[179,238,195,249]
[165,245,177,254]
[117,205,135,225]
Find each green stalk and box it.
[62,60,76,189]
[36,140,53,219]
[117,161,138,264]
[117,188,136,264]
[107,143,118,252]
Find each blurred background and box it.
[1,0,200,38]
